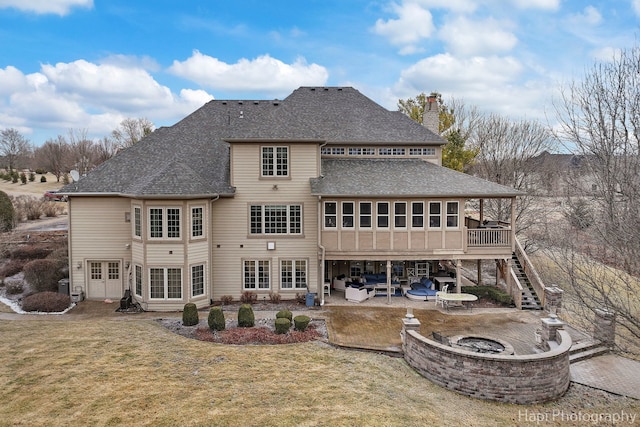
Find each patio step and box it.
[569,342,609,363]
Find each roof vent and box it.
[254,101,259,105]
[239,110,244,119]
[222,101,227,105]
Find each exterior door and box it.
[87,261,123,299]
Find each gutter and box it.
[317,195,326,306]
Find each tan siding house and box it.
[61,87,521,311]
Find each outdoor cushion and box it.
[407,288,438,297]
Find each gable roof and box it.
[310,159,522,198]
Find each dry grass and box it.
[0,173,64,197]
[0,317,637,427]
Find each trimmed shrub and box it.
[0,190,16,232]
[22,292,71,312]
[40,176,47,183]
[237,304,255,328]
[240,291,257,304]
[10,245,53,260]
[35,168,47,174]
[220,295,233,305]
[275,317,291,334]
[23,259,64,292]
[182,303,199,326]
[293,315,311,332]
[19,172,26,184]
[28,172,35,182]
[0,259,27,278]
[276,310,292,321]
[208,307,226,331]
[268,291,281,303]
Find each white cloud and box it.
[0,0,92,15]
[0,60,214,142]
[568,6,602,26]
[168,51,328,93]
[439,16,518,56]
[41,60,175,112]
[373,1,436,51]
[509,0,559,10]
[634,0,640,16]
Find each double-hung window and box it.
[250,205,302,235]
[191,207,203,239]
[377,202,389,228]
[429,202,441,228]
[342,202,354,228]
[324,202,337,228]
[262,146,288,177]
[149,207,181,239]
[135,265,142,297]
[359,202,372,228]
[191,264,205,297]
[280,259,307,289]
[411,202,424,228]
[150,267,182,299]
[394,202,407,228]
[446,202,459,228]
[243,260,270,290]
[133,206,142,238]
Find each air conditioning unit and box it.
[70,286,85,303]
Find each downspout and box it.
[318,142,328,306]
[209,194,220,305]
[318,195,326,306]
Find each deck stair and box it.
[511,252,542,310]
[569,341,610,364]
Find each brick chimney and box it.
[422,95,439,134]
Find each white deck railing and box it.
[467,228,511,247]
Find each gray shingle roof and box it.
[310,158,523,198]
[62,86,512,199]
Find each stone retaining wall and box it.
[403,328,572,404]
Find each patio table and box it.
[438,292,478,310]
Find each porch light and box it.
[76,262,82,269]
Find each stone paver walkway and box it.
[571,354,640,399]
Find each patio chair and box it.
[435,284,449,308]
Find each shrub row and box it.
[461,285,514,305]
[182,304,311,333]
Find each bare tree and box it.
[67,129,96,176]
[34,136,70,182]
[469,114,552,234]
[548,45,640,354]
[111,117,154,149]
[94,137,119,165]
[0,128,31,170]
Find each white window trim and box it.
[428,201,442,229]
[133,205,142,239]
[261,145,289,177]
[280,259,308,290]
[376,201,390,229]
[191,264,206,297]
[190,206,205,240]
[323,201,337,229]
[341,201,355,229]
[359,201,372,229]
[411,201,424,229]
[394,201,407,229]
[134,264,143,297]
[446,201,460,229]
[149,267,183,300]
[148,207,182,240]
[249,204,303,235]
[243,259,271,290]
